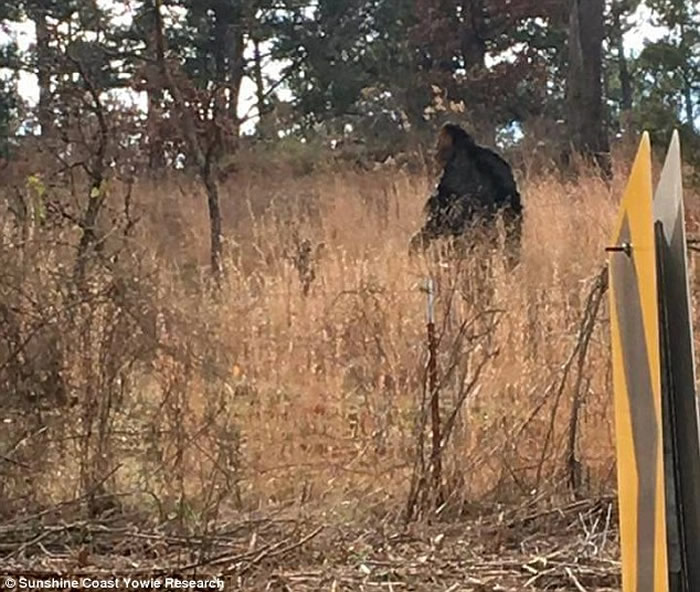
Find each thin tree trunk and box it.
[203,169,223,275]
[33,8,53,138]
[253,38,272,138]
[73,69,109,287]
[145,0,165,170]
[617,40,632,112]
[459,0,486,71]
[680,24,695,131]
[212,1,243,145]
[228,28,245,134]
[611,8,632,111]
[683,76,694,131]
[154,0,224,280]
[459,1,496,145]
[147,90,165,169]
[566,0,610,175]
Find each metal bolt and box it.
[606,242,632,257]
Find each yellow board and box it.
[608,132,669,592]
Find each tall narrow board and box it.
[608,132,669,592]
[654,130,700,591]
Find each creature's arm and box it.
[473,147,522,213]
[409,191,447,253]
[419,192,444,238]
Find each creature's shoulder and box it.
[472,145,519,194]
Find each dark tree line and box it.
[1,1,696,155]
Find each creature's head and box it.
[435,122,476,167]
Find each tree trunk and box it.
[203,169,223,276]
[154,0,224,281]
[33,8,53,138]
[459,0,486,72]
[213,3,229,82]
[212,1,243,145]
[145,0,165,170]
[611,8,632,111]
[253,38,273,138]
[617,40,632,112]
[459,1,496,146]
[73,75,109,287]
[147,90,165,170]
[680,24,695,132]
[566,0,610,175]
[683,74,694,132]
[228,29,245,131]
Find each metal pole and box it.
[426,277,443,506]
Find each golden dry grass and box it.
[2,151,684,526]
[138,162,619,513]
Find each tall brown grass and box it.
[0,151,675,530]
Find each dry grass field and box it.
[1,145,697,588]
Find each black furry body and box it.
[411,124,523,264]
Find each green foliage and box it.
[619,0,700,163]
[269,0,416,131]
[642,0,699,127]
[164,0,247,86]
[0,38,22,70]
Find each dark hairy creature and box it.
[410,123,524,267]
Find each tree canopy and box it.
[0,0,697,165]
